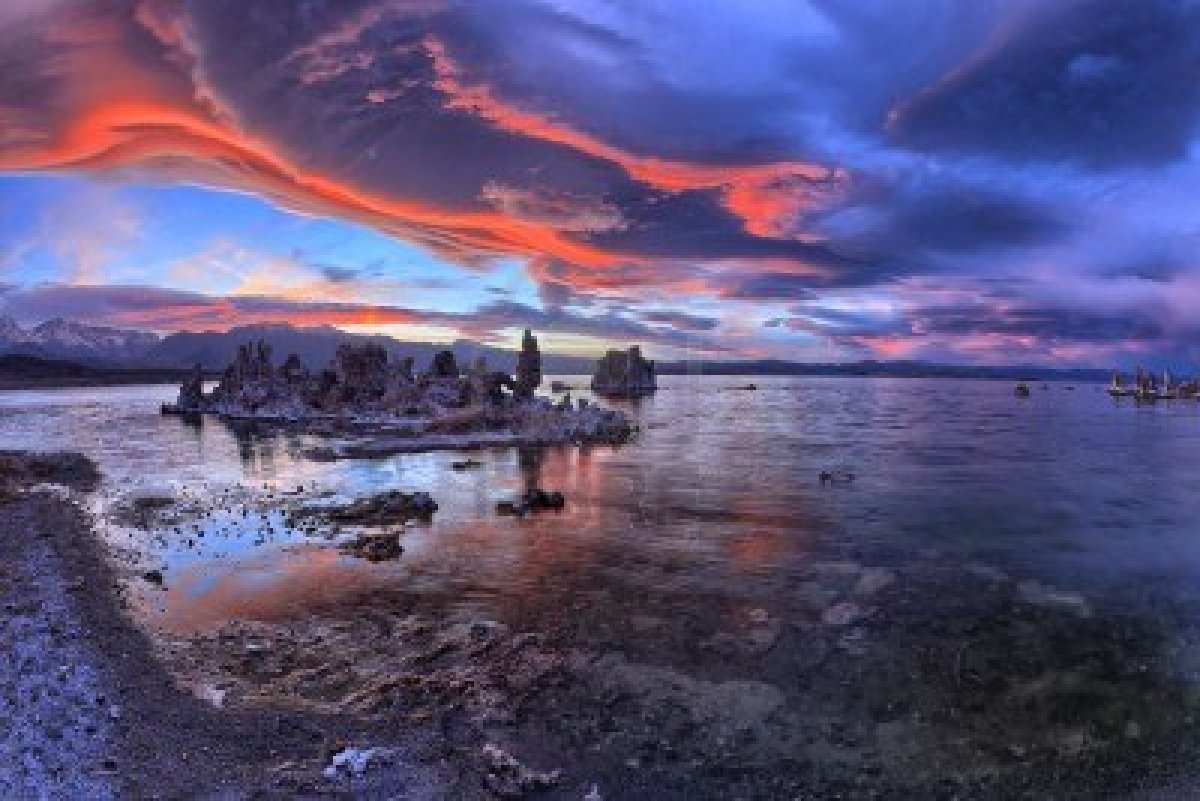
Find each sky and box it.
[3,0,1200,366]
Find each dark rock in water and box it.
[591,345,657,397]
[496,488,565,517]
[731,384,758,391]
[523,488,565,511]
[176,363,205,409]
[300,491,437,526]
[451,459,483,471]
[340,532,404,562]
[142,569,164,586]
[495,501,523,516]
[819,470,855,485]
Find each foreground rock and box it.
[295,490,437,526]
[0,450,100,497]
[164,329,636,453]
[590,345,657,397]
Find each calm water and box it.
[5,375,1200,653]
[13,375,1200,792]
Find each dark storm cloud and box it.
[459,299,729,350]
[717,273,820,301]
[6,0,1200,364]
[911,304,1166,342]
[178,0,853,267]
[817,177,1069,261]
[787,282,1188,350]
[892,0,1200,167]
[637,310,721,332]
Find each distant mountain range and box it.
[0,317,1111,384]
[145,324,598,373]
[0,318,595,372]
[654,359,1110,382]
[0,316,161,364]
[0,354,206,390]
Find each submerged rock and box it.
[822,601,863,627]
[1017,580,1091,618]
[480,744,560,799]
[322,746,395,779]
[340,532,404,562]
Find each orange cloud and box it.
[425,35,846,238]
[0,99,621,270]
[87,295,425,332]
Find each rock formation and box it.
[590,346,657,397]
[279,354,309,387]
[514,329,542,400]
[335,342,388,401]
[175,363,205,410]
[163,331,636,450]
[430,350,459,379]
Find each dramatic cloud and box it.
[890,0,1200,168]
[3,0,1200,366]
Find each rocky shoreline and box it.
[8,450,1200,798]
[0,453,469,798]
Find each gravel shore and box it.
[0,455,464,799]
[8,450,1200,799]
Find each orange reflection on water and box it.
[148,545,397,634]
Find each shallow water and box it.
[6,377,1200,618]
[8,376,1200,791]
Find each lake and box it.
[6,375,1200,796]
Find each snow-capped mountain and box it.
[0,316,161,364]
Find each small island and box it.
[164,329,636,454]
[590,345,658,397]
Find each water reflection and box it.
[8,378,1200,629]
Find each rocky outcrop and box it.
[514,329,542,400]
[430,350,459,379]
[175,363,205,410]
[590,346,657,397]
[334,341,388,401]
[163,331,636,450]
